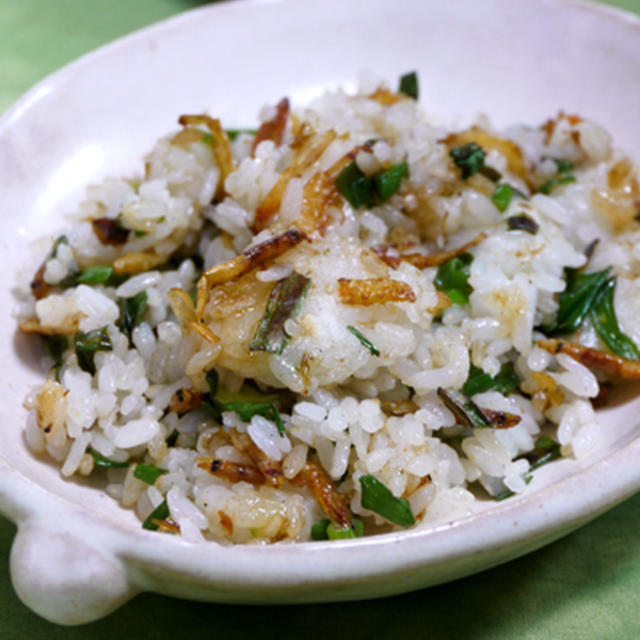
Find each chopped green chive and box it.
[223,401,286,436]
[398,71,419,99]
[450,142,486,180]
[590,277,640,360]
[434,252,473,304]
[507,214,539,234]
[554,158,573,173]
[76,265,114,285]
[539,174,576,194]
[462,362,520,397]
[88,448,128,469]
[225,128,258,141]
[311,517,364,540]
[359,475,415,527]
[134,464,168,485]
[540,267,611,336]
[347,325,380,356]
[116,290,149,343]
[437,387,490,429]
[249,271,311,355]
[522,436,562,470]
[73,327,112,374]
[491,183,526,212]
[142,500,170,530]
[42,334,68,374]
[311,518,330,540]
[335,161,410,209]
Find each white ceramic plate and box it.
[2,0,640,626]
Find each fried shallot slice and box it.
[368,87,405,106]
[113,249,167,275]
[252,127,337,232]
[169,387,204,415]
[251,97,289,156]
[195,228,306,320]
[293,461,352,529]
[372,232,487,269]
[196,456,266,486]
[480,409,522,429]
[337,277,416,305]
[229,429,284,487]
[178,114,234,199]
[91,217,129,246]
[30,263,49,300]
[537,338,640,379]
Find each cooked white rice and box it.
[18,73,640,544]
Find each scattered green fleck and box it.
[493,475,532,501]
[491,184,526,212]
[327,518,364,540]
[540,267,610,336]
[554,159,573,173]
[134,230,147,238]
[479,165,502,182]
[590,277,640,360]
[116,290,148,343]
[225,128,257,141]
[223,401,285,436]
[134,464,168,485]
[437,387,490,429]
[76,265,114,285]
[89,448,128,469]
[522,435,562,470]
[359,475,415,527]
[311,519,330,540]
[73,327,112,374]
[398,71,419,99]
[434,252,473,304]
[450,142,485,180]
[347,325,380,356]
[462,362,520,397]
[42,335,68,376]
[249,271,311,355]
[374,162,409,202]
[539,174,576,194]
[507,214,539,234]
[142,500,170,530]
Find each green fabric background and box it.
[2,0,640,636]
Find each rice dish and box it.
[17,72,640,543]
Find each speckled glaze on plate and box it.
[2,0,640,626]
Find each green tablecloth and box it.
[2,1,640,636]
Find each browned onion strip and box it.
[196,456,266,486]
[373,232,487,269]
[251,97,289,156]
[178,114,234,199]
[91,218,129,246]
[229,429,284,487]
[169,387,203,415]
[537,338,640,379]
[337,277,416,306]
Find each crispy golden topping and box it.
[537,338,640,379]
[251,97,289,156]
[373,232,487,269]
[196,456,266,486]
[481,409,522,429]
[178,114,234,199]
[337,277,416,306]
[30,263,49,300]
[368,87,405,106]
[229,429,284,487]
[169,387,203,415]
[152,519,181,534]
[91,217,129,246]
[113,250,167,275]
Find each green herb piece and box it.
[359,475,415,527]
[335,161,377,209]
[540,268,610,336]
[116,290,149,343]
[590,277,640,360]
[507,214,539,234]
[134,230,147,238]
[225,128,258,141]
[491,184,526,212]
[142,500,170,531]
[327,518,364,540]
[249,271,311,355]
[522,435,562,470]
[434,252,473,304]
[223,401,285,436]
[479,165,502,182]
[89,448,128,469]
[450,142,486,180]
[398,71,419,99]
[539,174,576,194]
[311,518,330,540]
[73,327,112,374]
[42,334,68,374]
[76,265,114,285]
[493,475,532,501]
[50,235,69,257]
[134,464,168,485]
[554,158,573,173]
[437,387,490,429]
[462,362,520,397]
[347,325,381,356]
[374,162,409,202]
